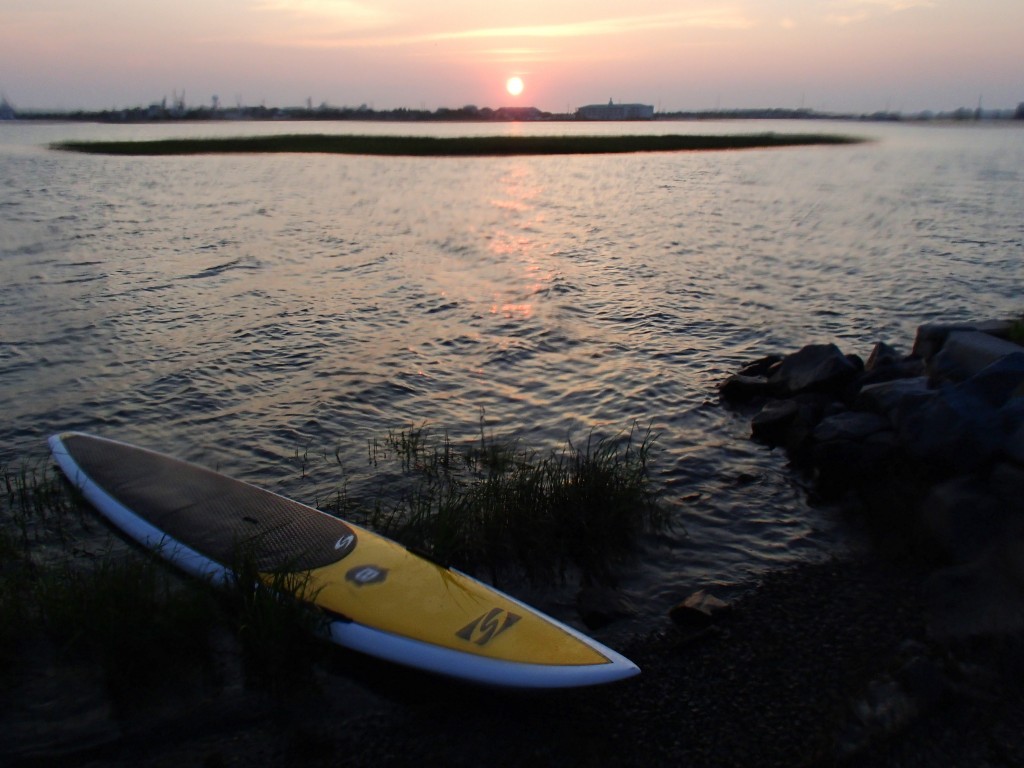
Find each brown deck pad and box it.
[63,434,357,572]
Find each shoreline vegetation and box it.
[50,132,864,157]
[4,419,1024,763]
[1,425,663,695]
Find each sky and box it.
[1,0,1021,114]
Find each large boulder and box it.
[750,399,800,445]
[897,384,1002,474]
[860,342,926,387]
[718,355,785,403]
[811,413,899,497]
[928,331,1024,384]
[768,343,861,397]
[856,377,935,425]
[913,320,1016,362]
[956,352,1024,407]
[719,373,775,403]
[813,411,892,443]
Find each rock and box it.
[669,590,732,631]
[737,354,783,378]
[957,352,1024,407]
[860,359,926,387]
[898,385,1001,473]
[809,412,896,495]
[751,399,800,445]
[865,342,902,372]
[811,430,900,499]
[928,331,1024,384]
[856,377,934,424]
[912,320,1016,362]
[772,394,847,457]
[719,373,774,403]
[812,411,891,443]
[768,343,861,397]
[726,319,1024,580]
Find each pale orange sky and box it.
[1,0,1021,113]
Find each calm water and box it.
[2,119,1022,634]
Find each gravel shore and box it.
[9,550,1022,767]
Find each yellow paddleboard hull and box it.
[49,432,639,688]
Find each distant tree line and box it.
[4,98,1024,123]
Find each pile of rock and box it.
[720,319,1024,637]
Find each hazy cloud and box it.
[253,7,755,48]
[825,0,935,25]
[251,0,396,29]
[431,10,755,40]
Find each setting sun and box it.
[505,76,524,97]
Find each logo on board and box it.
[456,608,521,646]
[346,564,388,586]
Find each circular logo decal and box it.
[346,564,388,586]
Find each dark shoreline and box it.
[7,550,1022,767]
[50,133,863,158]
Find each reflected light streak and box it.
[485,163,553,322]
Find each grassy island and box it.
[51,132,863,157]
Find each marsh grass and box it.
[33,554,218,700]
[0,463,321,698]
[2,460,86,553]
[0,526,30,667]
[224,542,328,695]
[353,422,666,585]
[1,460,93,671]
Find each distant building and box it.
[576,99,654,120]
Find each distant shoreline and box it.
[6,102,1024,124]
[50,133,864,157]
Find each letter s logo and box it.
[456,608,521,646]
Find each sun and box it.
[506,76,524,97]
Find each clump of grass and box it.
[2,460,85,553]
[33,553,218,703]
[1,461,84,673]
[1,465,326,701]
[353,422,666,585]
[224,543,327,695]
[0,527,32,668]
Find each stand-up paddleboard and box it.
[48,432,639,688]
